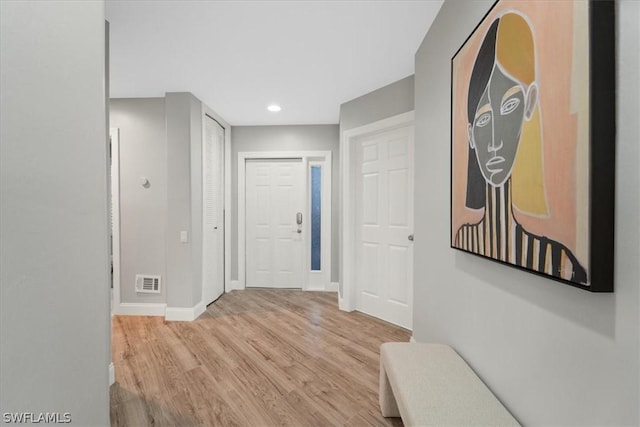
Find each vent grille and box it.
[135,275,161,293]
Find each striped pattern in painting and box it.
[454,180,587,283]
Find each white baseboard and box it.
[165,301,206,321]
[116,301,206,321]
[109,362,115,386]
[306,282,338,292]
[229,281,337,293]
[409,336,417,343]
[338,296,355,312]
[194,301,206,318]
[116,303,166,316]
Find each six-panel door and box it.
[245,159,305,288]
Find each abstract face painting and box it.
[451,1,615,291]
[467,16,534,189]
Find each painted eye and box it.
[475,113,491,127]
[501,98,520,115]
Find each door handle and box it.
[295,212,303,234]
[408,234,414,241]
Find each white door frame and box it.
[201,114,225,304]
[339,111,414,312]
[201,104,232,295]
[109,128,121,314]
[238,151,332,290]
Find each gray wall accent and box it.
[110,98,168,304]
[231,125,340,283]
[339,75,414,133]
[413,0,639,425]
[1,1,110,424]
[166,92,203,308]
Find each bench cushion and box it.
[380,342,520,426]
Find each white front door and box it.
[354,125,414,329]
[202,116,224,305]
[245,159,304,288]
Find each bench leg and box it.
[379,359,401,418]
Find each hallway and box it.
[110,290,409,426]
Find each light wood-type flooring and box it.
[110,289,410,426]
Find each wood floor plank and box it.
[111,289,409,426]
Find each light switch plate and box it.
[180,231,189,243]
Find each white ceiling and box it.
[106,0,444,126]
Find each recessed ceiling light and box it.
[267,104,282,112]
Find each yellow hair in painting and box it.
[496,13,548,216]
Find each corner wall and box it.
[0,1,110,424]
[165,92,208,310]
[110,98,167,304]
[339,75,414,133]
[110,92,227,316]
[413,0,639,424]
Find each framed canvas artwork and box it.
[450,0,615,291]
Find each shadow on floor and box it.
[110,383,198,427]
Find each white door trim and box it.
[238,151,332,290]
[201,114,225,304]
[109,128,121,315]
[339,111,414,312]
[201,104,232,296]
[306,159,332,291]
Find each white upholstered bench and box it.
[379,342,520,426]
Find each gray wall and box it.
[110,93,215,309]
[189,96,205,309]
[166,92,205,308]
[231,125,340,283]
[339,75,414,133]
[1,1,110,425]
[413,0,639,425]
[110,98,167,304]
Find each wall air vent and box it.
[135,275,161,294]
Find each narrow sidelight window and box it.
[311,166,322,271]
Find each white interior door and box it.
[202,116,224,305]
[246,159,304,288]
[354,125,414,329]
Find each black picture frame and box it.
[450,0,615,292]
